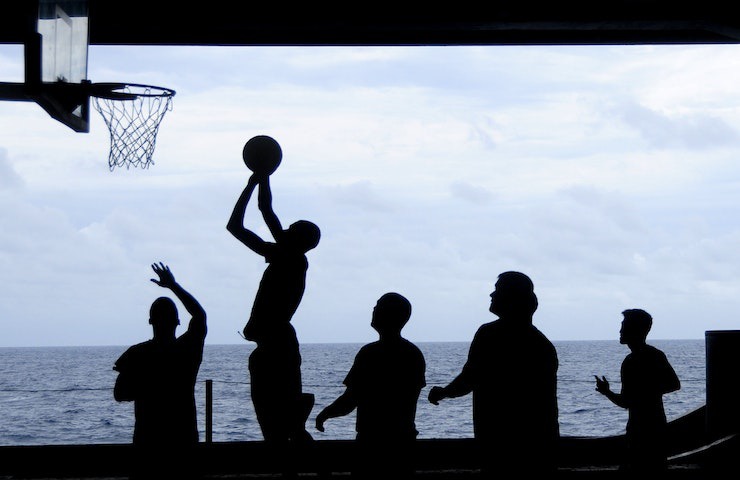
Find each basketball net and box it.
[92,84,175,170]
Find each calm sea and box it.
[0,340,706,446]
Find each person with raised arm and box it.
[113,262,207,478]
[227,135,320,446]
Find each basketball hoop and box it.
[91,83,175,171]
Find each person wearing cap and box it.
[428,271,559,474]
[113,262,207,477]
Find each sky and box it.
[2,43,740,347]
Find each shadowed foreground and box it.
[1,406,736,479]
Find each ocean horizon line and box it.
[0,337,707,349]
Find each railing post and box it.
[205,379,213,443]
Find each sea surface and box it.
[0,340,706,446]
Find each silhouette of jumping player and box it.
[595,308,681,471]
[113,262,207,478]
[227,136,320,446]
[315,292,426,479]
[428,271,559,474]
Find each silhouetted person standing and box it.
[595,308,680,472]
[113,262,207,478]
[316,293,426,479]
[227,136,320,446]
[428,271,559,474]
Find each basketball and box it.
[242,135,282,175]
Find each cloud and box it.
[449,181,493,204]
[325,181,395,212]
[0,149,24,189]
[616,102,740,150]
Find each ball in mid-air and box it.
[243,135,282,175]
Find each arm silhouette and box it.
[227,174,269,256]
[114,367,136,402]
[428,372,474,405]
[430,326,484,405]
[315,390,357,432]
[594,375,628,408]
[659,359,681,395]
[150,262,207,338]
[257,175,284,242]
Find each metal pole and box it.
[205,379,213,443]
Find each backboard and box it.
[0,0,176,169]
[29,0,91,132]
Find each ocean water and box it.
[0,340,706,446]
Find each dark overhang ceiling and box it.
[2,1,740,47]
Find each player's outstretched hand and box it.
[150,262,176,289]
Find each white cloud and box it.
[449,181,493,204]
[0,149,24,189]
[616,102,740,149]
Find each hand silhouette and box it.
[315,412,326,432]
[594,375,610,395]
[150,262,176,289]
[428,386,446,405]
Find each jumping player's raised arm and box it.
[257,175,284,242]
[227,174,270,256]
